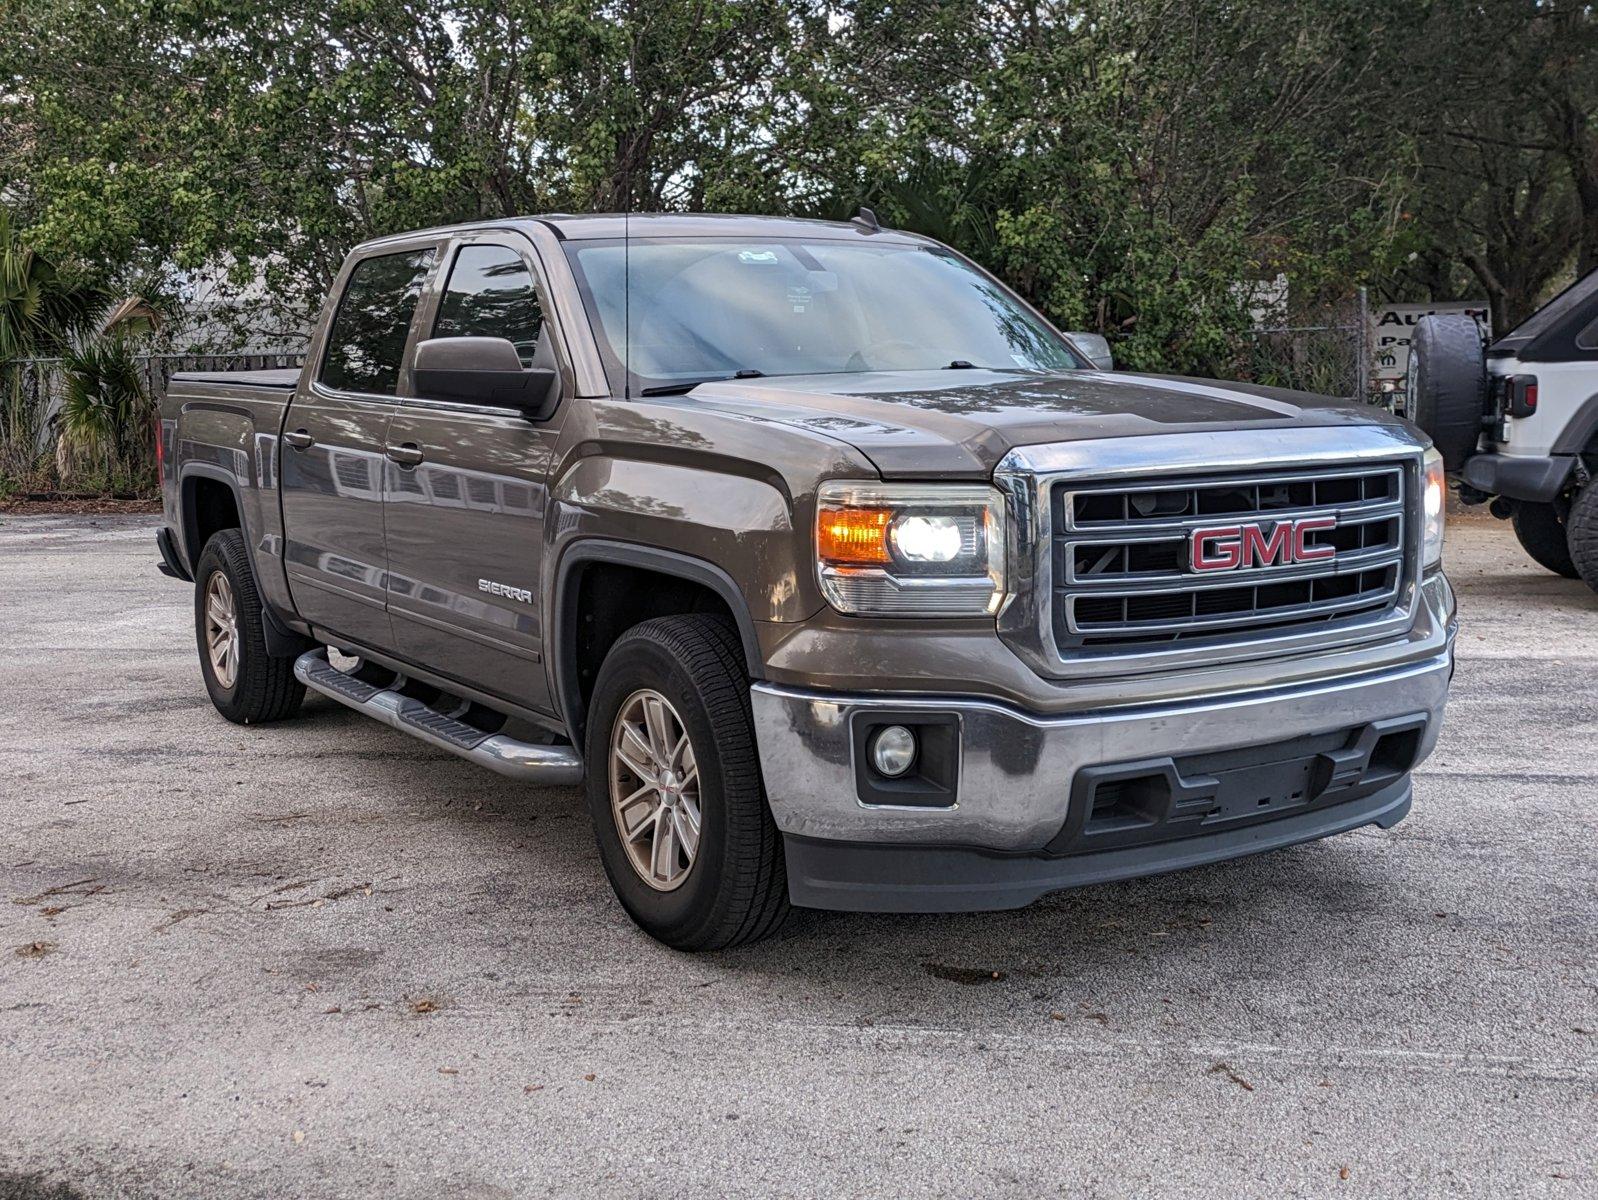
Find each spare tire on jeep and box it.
[1410,313,1488,472]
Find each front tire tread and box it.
[585,614,788,951]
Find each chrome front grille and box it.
[1053,464,1407,650]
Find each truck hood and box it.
[686,368,1410,478]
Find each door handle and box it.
[282,429,314,450]
[385,442,425,467]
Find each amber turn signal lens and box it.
[817,506,894,564]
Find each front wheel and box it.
[583,614,788,950]
[193,529,306,724]
[1511,501,1578,578]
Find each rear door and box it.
[381,233,571,713]
[280,243,437,649]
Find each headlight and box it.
[816,481,1006,616]
[1422,447,1446,568]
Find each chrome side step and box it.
[293,648,584,785]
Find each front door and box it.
[280,245,435,649]
[382,237,566,714]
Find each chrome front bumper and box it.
[751,578,1456,857]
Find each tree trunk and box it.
[1542,80,1598,278]
[1572,145,1598,278]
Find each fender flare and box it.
[177,463,313,659]
[176,462,248,572]
[551,539,765,736]
[1551,392,1598,455]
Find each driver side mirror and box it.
[1066,332,1114,371]
[413,336,561,420]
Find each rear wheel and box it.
[1411,314,1488,472]
[583,614,788,951]
[193,529,305,724]
[1567,483,1598,595]
[1511,501,1578,578]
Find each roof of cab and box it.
[536,212,929,243]
[352,212,932,255]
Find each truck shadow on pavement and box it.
[274,695,1411,1018]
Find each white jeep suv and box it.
[1411,270,1598,590]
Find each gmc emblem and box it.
[1189,517,1337,572]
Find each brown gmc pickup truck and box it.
[156,212,1456,949]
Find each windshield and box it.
[562,236,1084,395]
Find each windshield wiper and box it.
[640,369,764,396]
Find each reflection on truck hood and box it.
[686,368,1408,478]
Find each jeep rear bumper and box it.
[1461,451,1575,502]
[752,625,1454,913]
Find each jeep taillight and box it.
[1505,374,1538,419]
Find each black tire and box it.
[583,614,788,951]
[1411,314,1487,472]
[1511,501,1579,578]
[193,529,306,725]
[1568,483,1598,595]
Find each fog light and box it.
[870,725,917,777]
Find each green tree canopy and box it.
[2,0,1594,364]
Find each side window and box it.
[433,244,545,366]
[1577,313,1598,354]
[320,249,434,394]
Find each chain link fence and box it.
[1238,289,1379,405]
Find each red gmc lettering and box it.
[1290,517,1336,563]
[1189,517,1337,572]
[1240,522,1292,566]
[1191,525,1244,571]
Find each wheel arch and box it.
[179,464,310,659]
[177,464,246,572]
[553,540,764,744]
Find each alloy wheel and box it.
[204,571,240,690]
[608,689,702,891]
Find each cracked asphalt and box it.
[1,510,1594,1198]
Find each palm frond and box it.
[57,310,151,464]
[0,210,104,360]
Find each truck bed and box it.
[169,368,300,389]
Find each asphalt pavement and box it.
[1,509,1594,1198]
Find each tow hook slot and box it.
[1310,716,1425,799]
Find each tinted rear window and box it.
[320,249,434,394]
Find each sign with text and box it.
[1369,301,1491,408]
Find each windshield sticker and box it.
[737,249,779,264]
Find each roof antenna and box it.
[623,175,631,399]
[851,206,880,233]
